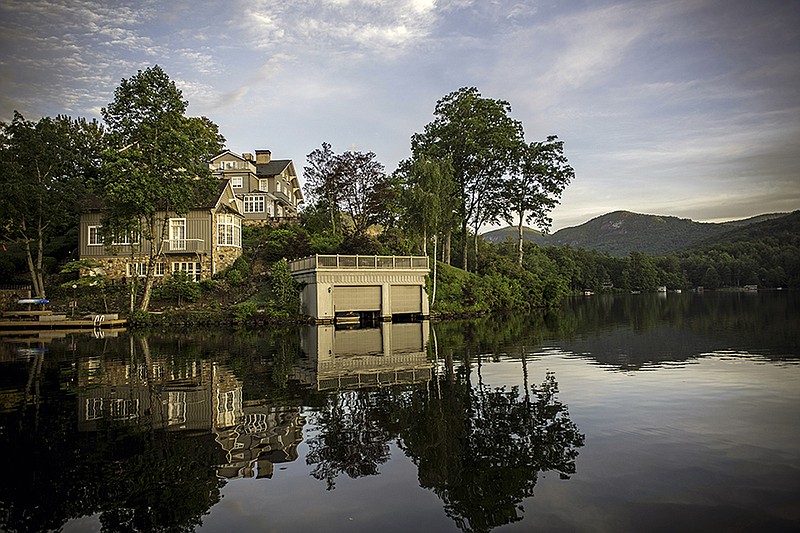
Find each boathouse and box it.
[288,255,430,324]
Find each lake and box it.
[0,291,798,532]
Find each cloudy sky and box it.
[1,0,798,230]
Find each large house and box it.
[78,180,244,282]
[209,149,303,225]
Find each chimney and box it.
[243,153,254,162]
[255,150,271,164]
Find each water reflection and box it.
[297,322,432,390]
[3,292,790,532]
[300,323,585,532]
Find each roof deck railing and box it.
[288,254,429,273]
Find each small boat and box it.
[17,298,49,305]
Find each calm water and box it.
[0,292,798,532]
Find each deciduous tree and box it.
[411,87,523,272]
[0,113,104,298]
[503,136,574,266]
[98,65,224,311]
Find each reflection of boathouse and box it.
[296,322,432,390]
[76,355,304,479]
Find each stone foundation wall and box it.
[0,287,31,310]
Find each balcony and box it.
[288,254,429,274]
[162,239,206,254]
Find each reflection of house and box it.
[78,180,243,281]
[76,354,304,479]
[296,322,432,390]
[215,403,304,479]
[210,149,303,224]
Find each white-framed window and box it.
[258,179,268,192]
[112,231,140,246]
[244,195,265,213]
[127,262,166,278]
[88,225,103,246]
[217,214,241,247]
[171,261,201,281]
[231,176,243,188]
[169,218,186,251]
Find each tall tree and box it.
[396,155,457,304]
[98,65,224,311]
[411,87,523,272]
[303,144,389,239]
[337,150,388,237]
[0,113,104,298]
[303,142,340,234]
[504,136,574,267]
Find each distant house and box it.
[78,180,244,281]
[209,149,303,225]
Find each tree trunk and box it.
[445,231,451,265]
[23,240,43,299]
[473,224,480,273]
[422,228,427,256]
[431,234,438,306]
[461,219,468,271]
[139,275,154,311]
[36,223,45,299]
[518,211,524,267]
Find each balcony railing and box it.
[162,239,206,253]
[288,254,429,273]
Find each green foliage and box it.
[244,224,311,265]
[0,112,105,297]
[224,256,250,285]
[308,231,344,254]
[234,300,257,323]
[303,143,390,238]
[97,65,224,311]
[411,87,525,271]
[154,270,201,307]
[269,258,300,318]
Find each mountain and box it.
[482,211,793,256]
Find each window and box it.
[258,179,268,192]
[169,218,186,251]
[88,225,103,246]
[217,214,241,247]
[172,261,201,281]
[231,176,243,188]
[244,195,265,213]
[112,231,139,246]
[127,262,166,278]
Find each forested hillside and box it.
[483,210,789,256]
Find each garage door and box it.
[334,286,381,312]
[391,285,422,314]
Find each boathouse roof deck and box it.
[288,254,429,273]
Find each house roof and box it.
[256,160,293,176]
[210,149,246,162]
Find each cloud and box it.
[239,0,439,57]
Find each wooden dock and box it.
[0,311,127,334]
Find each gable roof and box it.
[256,160,293,177]
[210,149,246,163]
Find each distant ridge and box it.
[482,211,792,256]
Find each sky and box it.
[1,0,798,231]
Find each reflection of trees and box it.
[305,390,392,490]
[303,338,584,532]
[0,391,225,533]
[390,355,584,533]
